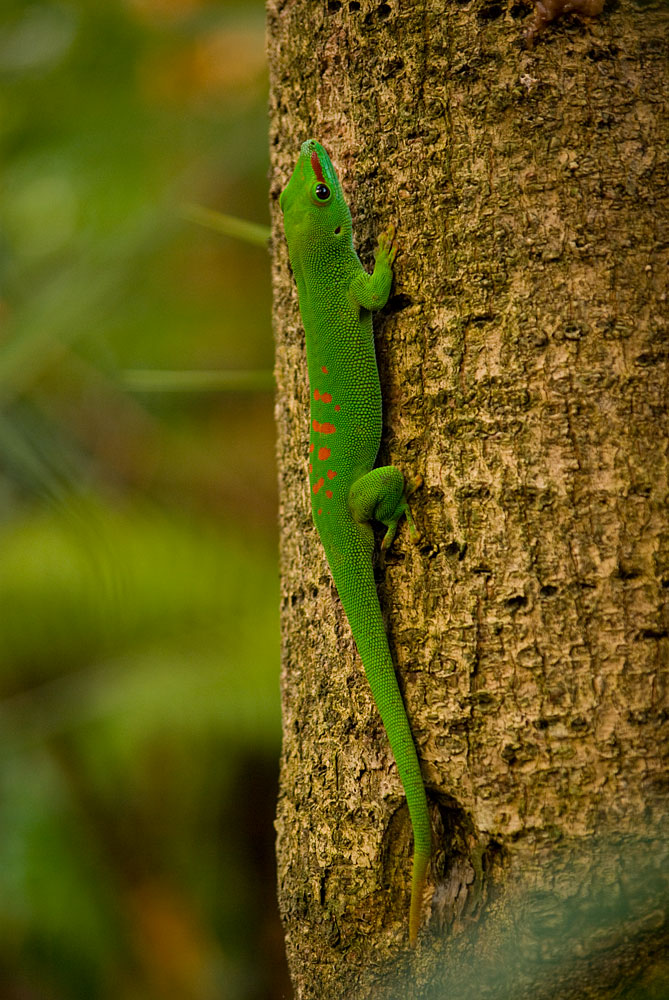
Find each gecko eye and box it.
[313,182,331,202]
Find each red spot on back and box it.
[309,443,314,453]
[314,389,320,400]
[318,446,331,461]
[334,404,341,412]
[317,508,322,515]
[327,469,337,480]
[312,420,336,434]
[320,392,332,404]
[321,366,328,375]
[326,490,333,499]
[308,463,312,473]
[311,150,325,184]
[312,477,324,494]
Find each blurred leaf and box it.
[0,502,280,747]
[0,1,288,995]
[0,407,79,502]
[0,213,167,406]
[182,204,271,247]
[0,3,78,74]
[122,368,274,393]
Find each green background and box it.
[0,0,288,996]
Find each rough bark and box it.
[268,1,669,997]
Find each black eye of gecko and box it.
[315,183,330,200]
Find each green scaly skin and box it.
[280,139,431,946]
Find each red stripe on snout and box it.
[311,150,325,184]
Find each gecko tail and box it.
[409,848,430,946]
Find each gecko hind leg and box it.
[349,467,422,551]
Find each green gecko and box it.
[279,139,430,946]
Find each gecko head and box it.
[279,139,352,259]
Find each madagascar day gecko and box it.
[280,140,430,945]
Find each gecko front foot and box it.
[376,224,397,267]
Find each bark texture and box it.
[268,1,669,997]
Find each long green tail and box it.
[332,547,431,945]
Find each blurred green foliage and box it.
[0,0,286,996]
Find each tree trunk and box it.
[268,1,669,997]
